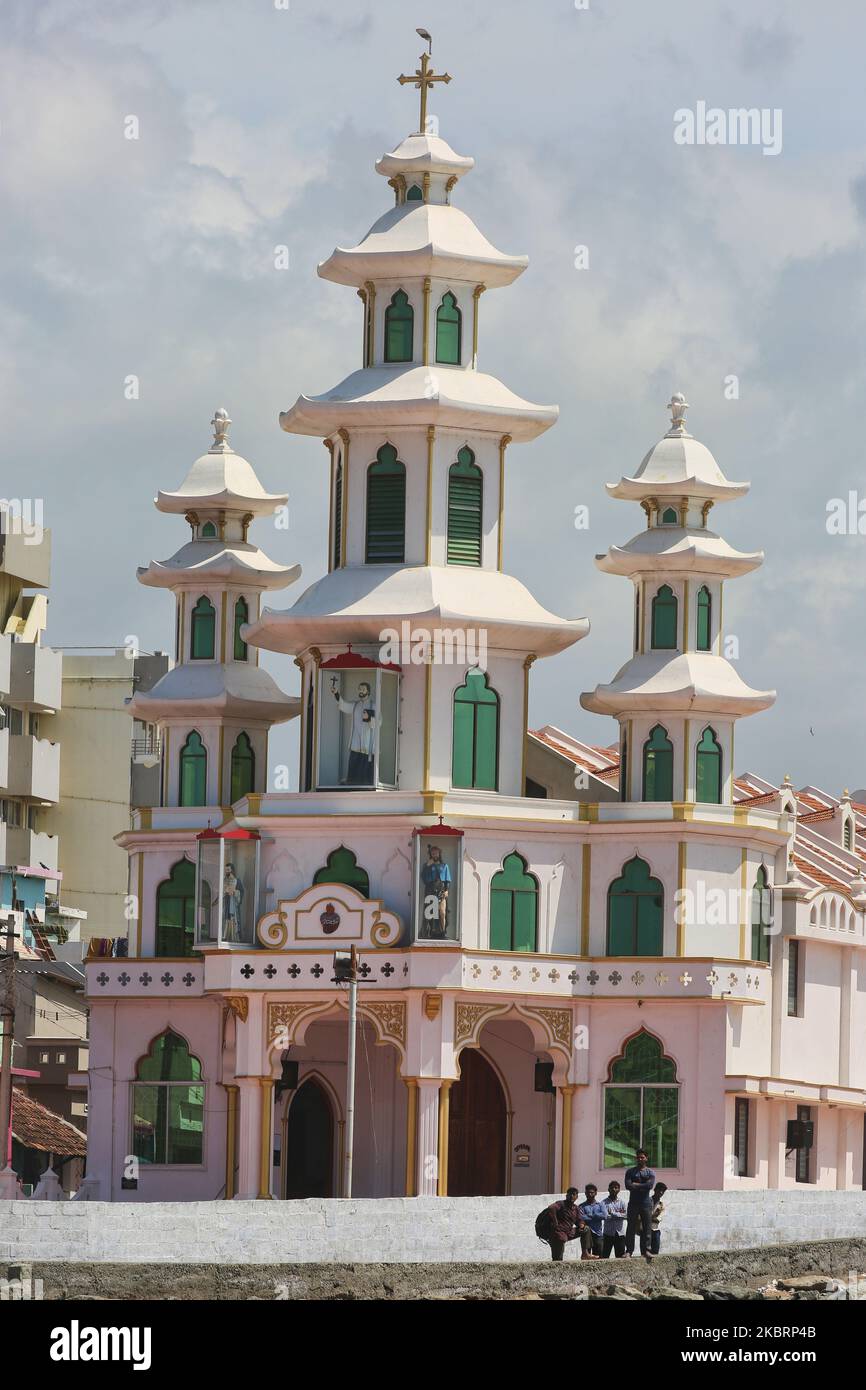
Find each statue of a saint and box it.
[420,843,451,938]
[331,676,378,785]
[222,862,244,942]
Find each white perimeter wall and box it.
[3,1191,866,1264]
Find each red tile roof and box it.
[791,855,850,896]
[10,1088,87,1157]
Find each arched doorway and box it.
[448,1048,507,1196]
[284,1078,334,1198]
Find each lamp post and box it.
[0,874,20,1198]
[333,945,359,1198]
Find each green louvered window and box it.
[365,444,406,563]
[155,860,196,958]
[651,585,677,649]
[695,726,722,803]
[435,291,462,365]
[332,460,343,569]
[447,447,482,565]
[230,732,255,802]
[384,289,414,363]
[751,865,772,962]
[490,852,538,952]
[233,597,248,661]
[406,184,423,201]
[452,669,499,790]
[696,585,711,651]
[607,856,664,956]
[201,521,217,539]
[190,596,216,659]
[313,846,370,897]
[642,725,674,802]
[179,731,207,807]
[661,507,679,525]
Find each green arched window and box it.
[179,731,207,807]
[384,289,414,363]
[406,183,423,201]
[435,291,462,365]
[651,585,677,649]
[132,1030,204,1167]
[490,852,538,952]
[661,507,679,525]
[603,1030,679,1169]
[233,597,249,661]
[365,444,406,563]
[452,669,499,790]
[201,521,217,539]
[642,725,673,801]
[695,726,722,803]
[230,732,255,802]
[750,865,772,962]
[313,846,370,897]
[607,856,664,956]
[696,585,712,652]
[190,596,216,659]
[447,446,482,565]
[155,859,196,958]
[332,459,343,569]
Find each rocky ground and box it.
[4,1238,866,1299]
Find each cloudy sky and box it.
[4,0,865,792]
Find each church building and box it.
[82,50,866,1202]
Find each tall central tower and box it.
[246,50,587,799]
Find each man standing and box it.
[624,1148,656,1261]
[601,1179,627,1259]
[539,1187,584,1261]
[577,1184,606,1260]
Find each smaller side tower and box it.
[130,409,300,812]
[582,394,775,805]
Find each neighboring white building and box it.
[80,54,866,1205]
[40,648,169,944]
[0,515,62,878]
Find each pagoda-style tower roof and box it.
[156,408,288,517]
[246,564,588,658]
[606,394,749,504]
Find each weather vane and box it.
[398,29,451,135]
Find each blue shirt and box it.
[601,1195,626,1235]
[577,1200,607,1236]
[624,1165,656,1204]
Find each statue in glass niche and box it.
[420,842,451,938]
[330,676,378,785]
[222,862,244,942]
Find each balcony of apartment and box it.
[0,633,11,697]
[0,726,8,786]
[4,825,59,871]
[7,733,60,803]
[0,525,51,588]
[10,641,62,712]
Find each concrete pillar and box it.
[559,1086,575,1191]
[415,1079,441,1196]
[234,1076,262,1200]
[403,1079,418,1197]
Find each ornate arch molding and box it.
[266,997,407,1075]
[604,1026,680,1083]
[453,1000,573,1083]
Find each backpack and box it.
[535,1205,554,1243]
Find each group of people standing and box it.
[538,1149,667,1263]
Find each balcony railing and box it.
[131,736,162,761]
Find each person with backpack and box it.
[536,1187,585,1261]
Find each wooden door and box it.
[448,1049,507,1196]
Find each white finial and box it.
[211,407,232,451]
[665,392,691,438]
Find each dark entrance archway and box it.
[284,1078,335,1198]
[448,1048,507,1196]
